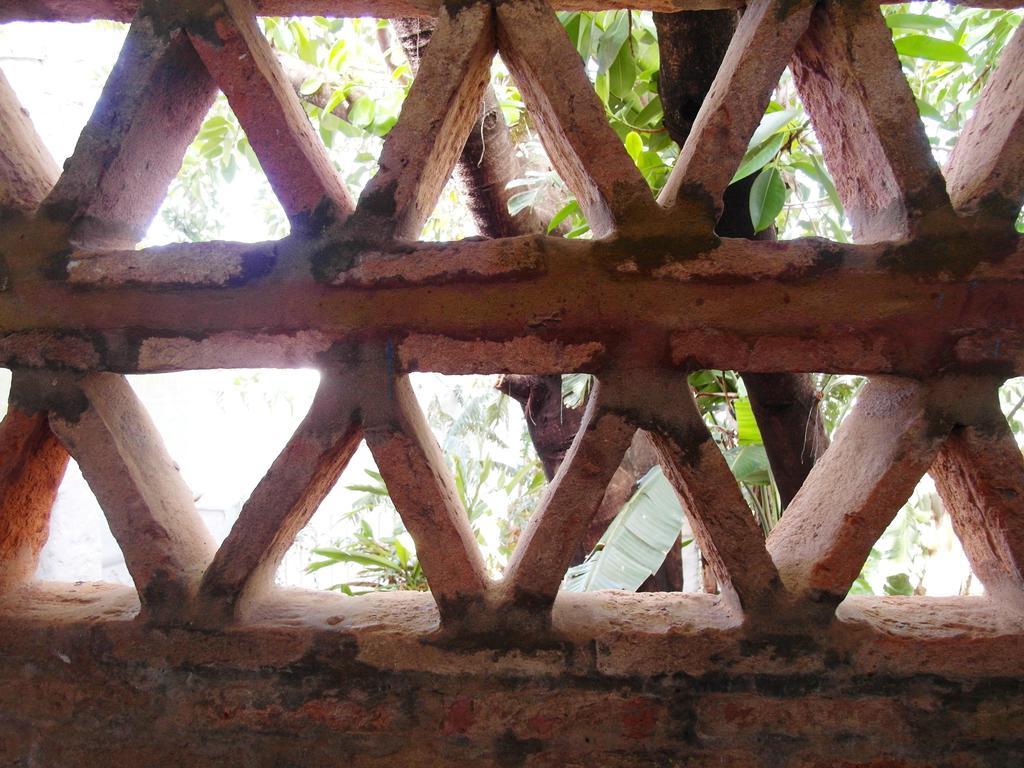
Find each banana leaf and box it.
[562,466,688,592]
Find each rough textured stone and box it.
[0,587,1023,766]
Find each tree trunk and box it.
[497,374,584,482]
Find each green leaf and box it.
[790,156,843,215]
[749,166,786,233]
[894,35,971,63]
[547,199,580,233]
[732,132,787,183]
[305,559,341,574]
[393,538,411,568]
[333,116,363,139]
[290,20,319,65]
[595,11,629,75]
[747,107,799,149]
[299,74,325,96]
[633,95,663,128]
[327,38,347,69]
[309,548,404,573]
[624,131,644,165]
[734,398,763,446]
[371,115,398,138]
[725,444,772,486]
[345,484,388,496]
[608,44,636,100]
[561,373,593,409]
[885,13,952,34]
[323,88,347,115]
[348,96,376,128]
[884,572,914,596]
[562,466,684,593]
[915,97,944,122]
[507,189,540,216]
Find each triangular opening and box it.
[262,15,407,182]
[276,438,404,593]
[563,369,827,598]
[408,49,593,242]
[553,373,699,596]
[37,457,130,585]
[128,370,319,543]
[488,52,595,239]
[562,438,700,595]
[728,73,851,242]
[145,94,287,246]
[147,15,416,247]
[0,368,8,413]
[496,5,659,239]
[839,374,1024,599]
[0,367,124,585]
[850,475,981,599]
[559,10,675,201]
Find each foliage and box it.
[307,518,426,594]
[537,11,671,237]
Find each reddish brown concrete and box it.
[496,0,663,237]
[0,408,68,589]
[3,235,1024,377]
[189,0,355,223]
[1,585,1024,767]
[0,70,58,211]
[945,24,1024,219]
[792,2,954,243]
[1,0,1014,23]
[932,388,1024,610]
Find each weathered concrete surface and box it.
[4,234,1024,377]
[792,2,953,243]
[0,585,1022,767]
[189,0,355,223]
[1,0,1014,24]
[0,408,68,589]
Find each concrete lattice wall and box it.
[1,0,1023,765]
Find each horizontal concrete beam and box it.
[2,229,1023,377]
[2,0,1017,23]
[0,584,1022,766]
